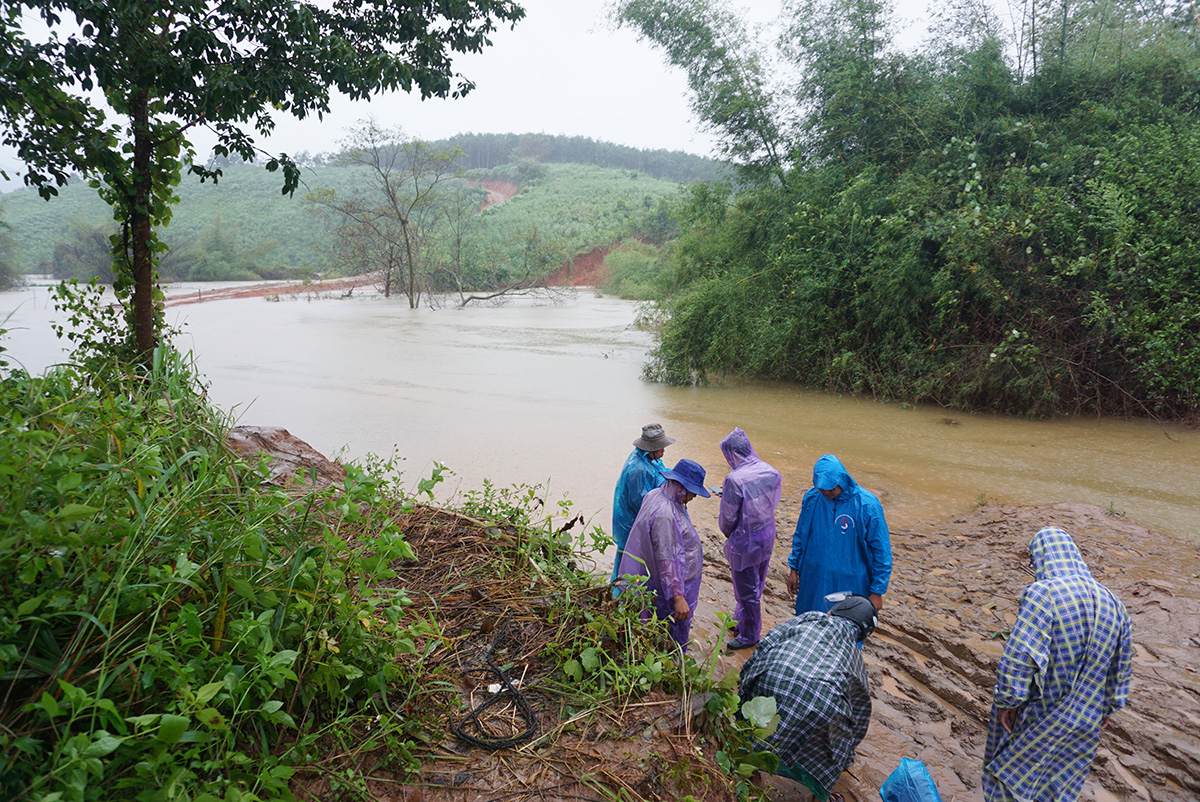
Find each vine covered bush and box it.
[628,0,1200,420]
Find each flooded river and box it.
[3,283,1197,545]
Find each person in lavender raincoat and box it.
[718,428,782,651]
[616,458,711,651]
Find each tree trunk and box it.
[130,88,158,362]
[404,236,417,309]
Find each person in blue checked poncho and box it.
[787,454,892,616]
[983,526,1133,802]
[738,595,878,802]
[610,423,674,585]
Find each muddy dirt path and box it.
[693,499,1200,802]
[163,274,380,307]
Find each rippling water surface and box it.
[3,283,1197,544]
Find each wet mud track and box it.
[695,501,1200,802]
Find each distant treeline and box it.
[213,132,722,184]
[431,133,722,183]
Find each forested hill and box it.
[429,133,721,182]
[1,133,714,280]
[219,131,721,184]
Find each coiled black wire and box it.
[451,621,538,750]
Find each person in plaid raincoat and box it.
[738,595,878,801]
[983,526,1133,802]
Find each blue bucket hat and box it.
[661,458,711,498]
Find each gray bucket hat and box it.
[633,423,676,451]
[829,594,878,642]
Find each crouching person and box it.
[737,595,878,802]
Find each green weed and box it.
[0,300,433,799]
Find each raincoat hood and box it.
[1029,526,1093,582]
[812,454,858,493]
[661,478,690,504]
[720,427,759,470]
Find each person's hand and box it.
[672,595,689,621]
[1101,716,1110,732]
[998,706,1019,734]
[869,593,883,611]
[787,569,799,597]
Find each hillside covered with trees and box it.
[616,0,1200,421]
[0,131,714,292]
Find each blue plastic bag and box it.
[879,757,943,802]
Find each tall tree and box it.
[0,208,15,291]
[613,0,792,184]
[0,0,524,360]
[781,0,900,164]
[429,182,488,303]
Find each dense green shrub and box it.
[601,239,670,299]
[0,296,425,799]
[643,15,1200,419]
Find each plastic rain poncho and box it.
[615,480,703,650]
[610,448,666,583]
[787,454,892,616]
[983,526,1133,802]
[718,428,782,643]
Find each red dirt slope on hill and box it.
[471,180,518,209]
[543,246,611,287]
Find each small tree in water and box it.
[307,120,467,308]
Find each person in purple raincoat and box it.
[718,428,782,651]
[616,458,711,652]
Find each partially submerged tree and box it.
[307,121,467,307]
[455,222,569,307]
[0,210,16,291]
[40,222,116,282]
[0,0,525,360]
[428,182,489,303]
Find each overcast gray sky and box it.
[2,0,941,182]
[245,0,939,160]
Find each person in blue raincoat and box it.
[982,526,1133,802]
[787,454,892,616]
[610,423,675,584]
